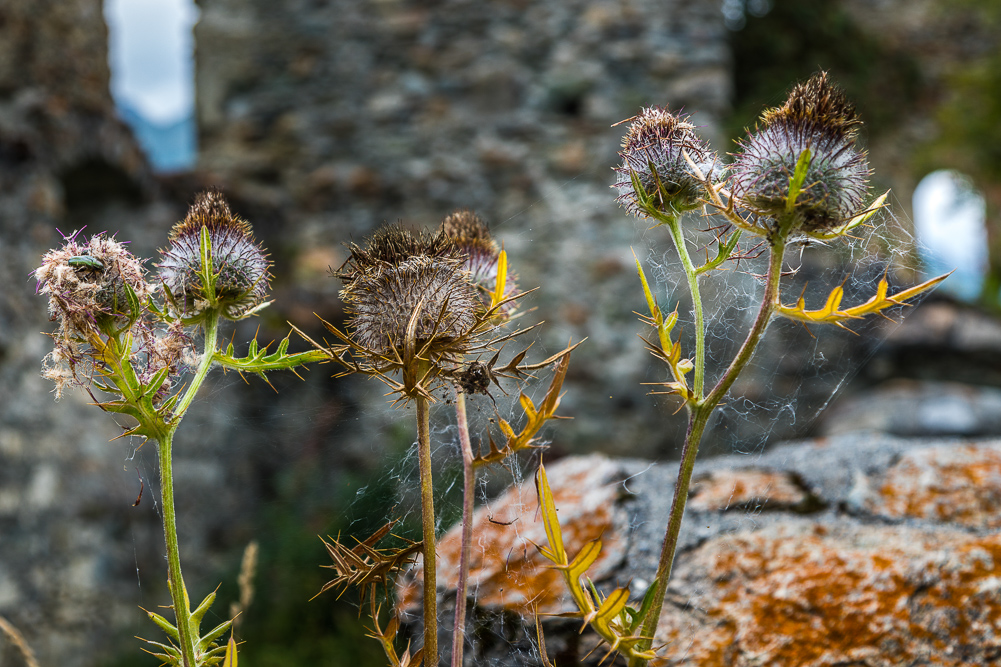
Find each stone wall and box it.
[193,0,735,459]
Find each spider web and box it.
[100,143,935,667]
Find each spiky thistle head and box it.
[336,225,483,361]
[158,190,271,320]
[439,209,518,317]
[729,72,871,240]
[613,107,720,218]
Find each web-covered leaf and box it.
[533,463,658,663]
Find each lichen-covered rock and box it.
[442,434,1001,666]
[655,522,1001,666]
[865,442,1001,530]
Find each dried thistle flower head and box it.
[337,225,482,359]
[34,231,151,398]
[729,72,871,239]
[440,209,518,313]
[158,190,271,320]
[35,231,150,339]
[614,107,720,218]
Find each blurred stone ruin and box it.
[0,0,999,664]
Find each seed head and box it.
[439,210,518,314]
[35,231,150,339]
[729,72,871,238]
[613,107,720,218]
[338,226,482,359]
[158,190,271,320]
[35,231,151,398]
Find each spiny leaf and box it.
[811,191,890,240]
[534,464,566,566]
[595,587,630,625]
[567,539,602,584]
[222,635,237,667]
[213,334,331,376]
[696,229,742,275]
[786,147,812,213]
[142,609,179,641]
[491,249,508,310]
[472,350,573,467]
[776,272,951,328]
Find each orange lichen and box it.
[653,523,1001,666]
[688,469,815,513]
[397,455,628,615]
[868,444,1001,529]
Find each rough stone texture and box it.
[687,468,820,514]
[655,523,1001,667]
[438,435,1001,665]
[865,442,1001,530]
[192,0,740,459]
[821,380,1001,437]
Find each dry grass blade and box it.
[0,616,40,667]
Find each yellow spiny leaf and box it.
[594,587,630,631]
[535,464,566,565]
[776,272,950,327]
[497,418,516,440]
[491,249,508,309]
[519,392,538,422]
[812,191,890,239]
[222,635,238,667]
[567,539,602,584]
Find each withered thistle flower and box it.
[308,223,543,401]
[329,225,487,400]
[343,253,481,357]
[35,231,150,340]
[729,72,871,239]
[440,209,518,315]
[614,107,720,218]
[158,190,271,320]
[34,231,151,398]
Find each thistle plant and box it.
[305,213,579,666]
[34,191,327,666]
[534,72,949,666]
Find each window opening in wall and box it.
[105,0,199,173]
[913,169,988,301]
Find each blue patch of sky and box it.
[105,0,199,172]
[913,170,989,301]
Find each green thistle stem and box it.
[659,213,707,400]
[451,389,475,667]
[159,310,220,667]
[157,429,196,667]
[630,238,787,667]
[416,394,438,663]
[173,312,219,422]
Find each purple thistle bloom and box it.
[613,107,720,218]
[158,190,271,320]
[729,72,871,239]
